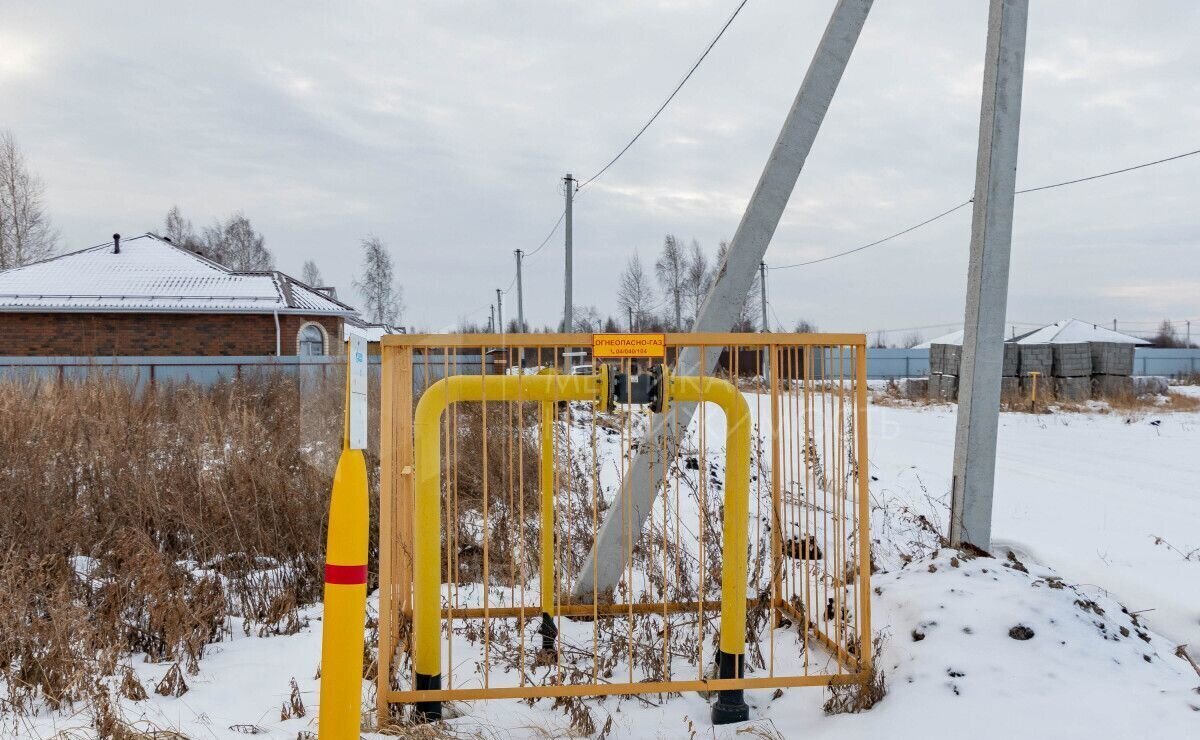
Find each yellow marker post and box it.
[318,336,370,739]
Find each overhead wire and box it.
[575,0,750,193]
[770,200,973,271]
[500,0,751,319]
[1014,147,1200,195]
[769,146,1200,272]
[523,210,566,259]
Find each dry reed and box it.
[0,372,363,730]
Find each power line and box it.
[575,0,750,192]
[523,210,566,259]
[499,0,750,317]
[1015,147,1200,195]
[768,302,784,333]
[769,145,1200,272]
[770,200,972,270]
[522,0,747,265]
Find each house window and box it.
[298,323,326,356]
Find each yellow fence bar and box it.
[382,332,868,348]
[539,399,556,651]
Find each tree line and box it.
[461,234,818,335]
[163,205,405,326]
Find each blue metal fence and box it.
[0,348,1194,385]
[862,348,931,380]
[1132,349,1200,377]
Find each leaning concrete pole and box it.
[573,0,874,600]
[949,0,1028,551]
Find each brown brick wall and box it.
[0,312,344,356]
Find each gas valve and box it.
[610,363,668,413]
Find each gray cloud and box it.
[3,0,1197,337]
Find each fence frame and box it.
[377,332,873,724]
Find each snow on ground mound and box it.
[57,546,1195,740]
[858,549,1199,740]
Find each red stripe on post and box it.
[324,563,368,585]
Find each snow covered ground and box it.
[20,393,1200,739]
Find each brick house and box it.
[0,233,358,356]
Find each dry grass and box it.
[871,378,1200,414]
[440,400,545,584]
[0,373,363,732]
[822,636,887,714]
[1043,390,1200,416]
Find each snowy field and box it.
[19,393,1200,739]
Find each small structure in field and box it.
[922,319,1150,403]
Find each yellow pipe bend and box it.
[410,368,748,678]
[667,374,751,659]
[412,370,607,677]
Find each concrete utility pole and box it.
[489,304,495,334]
[496,288,504,333]
[759,262,769,331]
[573,0,875,601]
[949,0,1029,552]
[514,250,525,332]
[760,261,771,380]
[563,174,575,333]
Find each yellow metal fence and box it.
[377,333,871,724]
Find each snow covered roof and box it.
[344,321,402,342]
[1011,319,1150,345]
[916,320,1150,348]
[0,234,357,316]
[914,329,964,348]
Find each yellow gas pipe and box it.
[407,364,751,725]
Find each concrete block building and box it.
[922,319,1149,403]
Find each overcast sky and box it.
[3,1,1197,340]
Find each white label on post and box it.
[349,334,368,450]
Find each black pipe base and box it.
[538,612,558,657]
[711,650,749,725]
[414,672,442,723]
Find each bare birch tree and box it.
[684,239,710,329]
[0,130,58,268]
[301,260,323,286]
[655,234,686,330]
[179,211,273,270]
[616,251,656,330]
[353,235,403,324]
[571,305,604,332]
[163,205,202,252]
[219,213,273,270]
